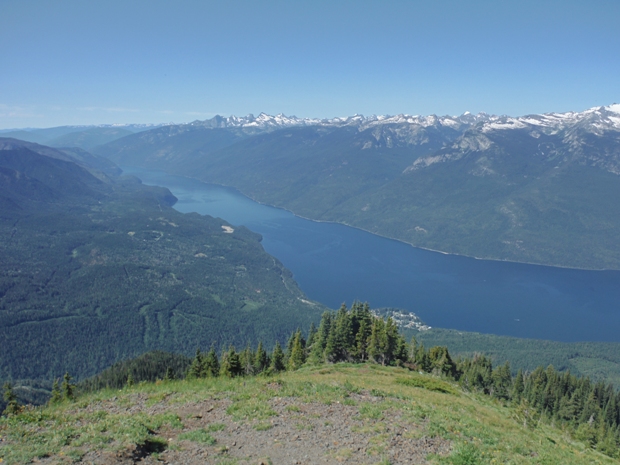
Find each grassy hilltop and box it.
[1,364,617,464]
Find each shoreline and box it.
[123,165,618,273]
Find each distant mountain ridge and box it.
[0,124,170,151]
[185,103,620,138]
[12,103,620,269]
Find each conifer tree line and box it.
[187,302,409,378]
[184,302,620,457]
[3,302,620,457]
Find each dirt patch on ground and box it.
[76,390,450,465]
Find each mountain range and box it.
[92,104,620,269]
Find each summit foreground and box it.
[1,364,616,464]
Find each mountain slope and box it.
[96,105,620,269]
[0,141,325,382]
[46,126,134,151]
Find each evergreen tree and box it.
[367,317,382,364]
[270,341,286,372]
[188,348,204,379]
[325,304,352,362]
[354,303,373,360]
[61,372,75,401]
[254,341,269,374]
[2,382,20,416]
[557,395,577,422]
[50,379,62,404]
[220,346,242,377]
[415,341,430,372]
[354,317,370,361]
[164,367,175,381]
[492,362,512,400]
[408,336,418,363]
[511,369,524,403]
[580,390,600,425]
[604,395,618,427]
[204,346,220,377]
[306,322,317,349]
[240,343,255,376]
[384,317,402,365]
[285,332,296,365]
[126,372,135,387]
[428,346,456,378]
[288,330,306,371]
[309,311,332,365]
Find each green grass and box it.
[395,375,459,394]
[177,428,217,444]
[1,364,617,464]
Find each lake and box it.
[124,167,620,343]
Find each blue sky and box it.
[1,0,619,127]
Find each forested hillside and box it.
[95,107,620,269]
[0,139,325,385]
[3,304,620,463]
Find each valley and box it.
[94,106,620,270]
[3,105,620,461]
[0,138,325,387]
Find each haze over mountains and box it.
[0,124,164,151]
[91,103,620,270]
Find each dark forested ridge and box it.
[0,138,325,385]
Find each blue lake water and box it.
[125,167,620,343]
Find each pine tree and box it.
[61,372,75,401]
[384,317,401,365]
[368,317,386,365]
[408,336,418,363]
[50,379,62,404]
[285,332,296,365]
[220,346,241,377]
[580,390,600,425]
[254,341,269,374]
[324,304,351,362]
[2,382,20,416]
[492,362,512,400]
[604,395,619,427]
[204,346,220,377]
[164,367,175,381]
[288,330,306,371]
[240,343,255,376]
[428,346,456,378]
[126,372,135,387]
[512,369,525,403]
[354,318,371,361]
[270,341,286,372]
[188,348,204,379]
[307,322,317,349]
[596,425,619,457]
[309,311,333,364]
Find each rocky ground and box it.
[72,386,450,465]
